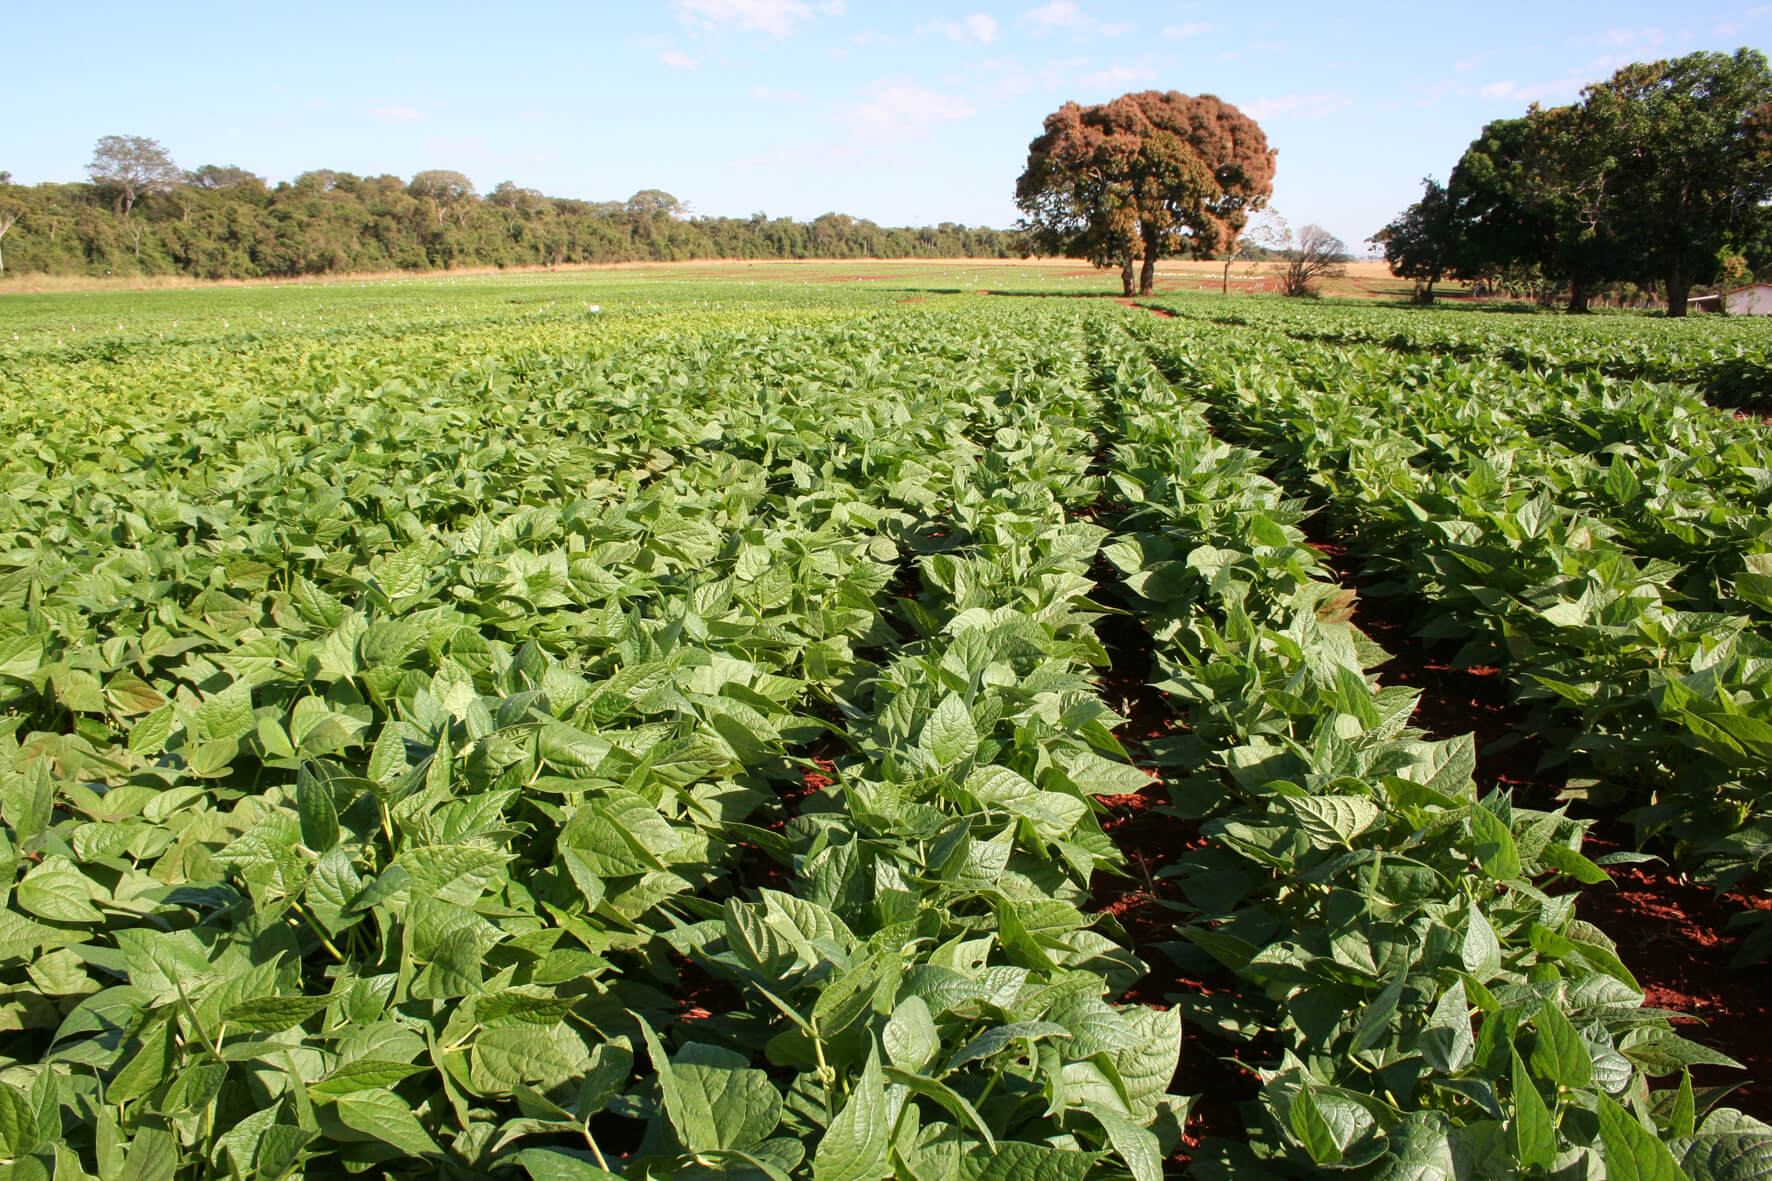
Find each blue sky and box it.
[11,1,1769,249]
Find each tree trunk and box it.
[1665,264,1690,317]
[1222,259,1231,296]
[1566,281,1592,314]
[1139,254,1156,295]
[1120,257,1135,297]
[1421,279,1435,304]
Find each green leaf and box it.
[334,1088,442,1157]
[1350,964,1411,1054]
[1420,980,1474,1074]
[921,693,979,768]
[943,1021,1070,1074]
[1621,1034,1744,1075]
[0,1082,42,1158]
[309,1059,430,1098]
[1529,999,1593,1090]
[1288,1083,1346,1165]
[297,763,340,851]
[1090,1101,1163,1181]
[1673,1113,1772,1181]
[883,1067,997,1149]
[1540,842,1610,884]
[969,1141,1098,1181]
[119,1117,178,1181]
[517,1148,625,1181]
[222,994,330,1033]
[883,995,940,1074]
[1667,1072,1696,1139]
[1285,795,1380,848]
[1462,899,1502,981]
[0,909,77,962]
[107,1017,177,1105]
[1468,805,1521,881]
[16,858,103,924]
[814,1043,890,1181]
[1596,1093,1684,1181]
[471,1026,579,1092]
[1510,1048,1556,1170]
[636,1016,781,1154]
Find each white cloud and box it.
[372,105,424,121]
[1712,6,1769,34]
[1023,0,1091,33]
[929,12,999,42]
[659,50,699,69]
[1417,79,1474,107]
[1454,53,1486,72]
[676,0,817,37]
[1163,21,1214,37]
[1591,26,1665,49]
[977,56,1038,97]
[749,85,806,100]
[1481,75,1587,103]
[1078,63,1159,89]
[1019,2,1136,38]
[1241,91,1353,120]
[842,82,976,142]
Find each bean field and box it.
[1,266,1769,1179]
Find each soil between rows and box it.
[1085,556,1265,1172]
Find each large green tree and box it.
[1450,110,1622,312]
[1372,179,1458,303]
[1015,90,1275,295]
[1583,48,1772,316]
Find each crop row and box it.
[1124,315,1772,970]
[1142,294,1772,410]
[1085,323,1763,1177]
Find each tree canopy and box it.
[0,153,1020,280]
[1377,48,1772,315]
[86,135,181,216]
[1015,90,1275,295]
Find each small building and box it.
[1690,284,1772,315]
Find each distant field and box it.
[0,254,1440,300]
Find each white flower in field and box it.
[589,305,601,313]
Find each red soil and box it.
[1086,562,1264,1166]
[1575,838,1772,1116]
[1114,298,1178,318]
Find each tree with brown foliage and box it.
[1015,90,1275,295]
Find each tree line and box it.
[1375,48,1772,316]
[0,138,1017,280]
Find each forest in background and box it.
[0,152,1019,280]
